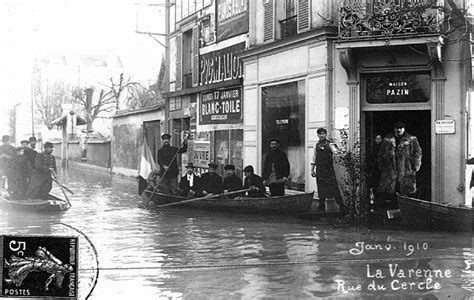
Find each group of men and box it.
[0,135,57,200]
[152,121,421,213]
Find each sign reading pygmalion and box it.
[200,87,242,124]
[199,42,245,86]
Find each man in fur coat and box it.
[377,122,422,204]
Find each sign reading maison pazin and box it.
[200,87,242,124]
[199,42,245,86]
[216,0,249,41]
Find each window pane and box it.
[261,80,305,190]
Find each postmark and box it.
[0,235,78,298]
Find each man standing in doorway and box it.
[311,128,346,213]
[156,133,188,195]
[262,138,290,196]
[378,121,422,206]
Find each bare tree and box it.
[34,81,71,130]
[124,84,157,110]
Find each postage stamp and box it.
[0,235,78,298]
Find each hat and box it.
[394,121,406,129]
[29,136,37,142]
[185,162,194,168]
[20,140,29,144]
[269,138,280,144]
[161,133,171,140]
[44,142,54,148]
[208,162,218,169]
[224,164,235,170]
[243,165,254,173]
[2,135,9,143]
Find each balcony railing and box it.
[279,15,297,39]
[339,0,444,39]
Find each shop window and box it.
[365,72,430,104]
[214,130,244,178]
[262,80,305,190]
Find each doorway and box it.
[364,110,431,200]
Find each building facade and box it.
[165,0,248,177]
[163,0,471,207]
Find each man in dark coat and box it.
[243,165,266,198]
[311,128,346,213]
[378,122,422,202]
[27,142,57,200]
[155,133,188,195]
[222,164,243,198]
[23,137,38,170]
[200,163,224,195]
[7,147,32,199]
[262,138,290,196]
[0,135,15,187]
[178,163,202,197]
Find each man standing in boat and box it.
[27,142,57,200]
[262,138,290,196]
[377,122,422,207]
[155,133,188,195]
[0,135,15,188]
[24,137,38,170]
[7,147,32,199]
[311,128,346,214]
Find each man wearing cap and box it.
[200,163,224,196]
[7,147,32,199]
[27,142,57,200]
[156,133,188,195]
[378,121,422,205]
[311,128,346,213]
[24,137,38,169]
[223,164,243,197]
[178,163,202,197]
[243,165,266,198]
[262,138,290,196]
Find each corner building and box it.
[240,0,471,206]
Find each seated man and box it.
[7,147,32,199]
[200,163,223,196]
[27,142,57,200]
[242,165,266,198]
[222,164,243,197]
[178,163,202,197]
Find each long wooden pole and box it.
[153,188,251,208]
[51,173,72,207]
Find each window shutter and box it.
[176,33,182,90]
[263,0,274,42]
[297,0,310,33]
[191,26,199,87]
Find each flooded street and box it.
[1,167,472,299]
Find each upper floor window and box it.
[285,0,296,18]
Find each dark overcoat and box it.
[178,173,202,196]
[200,172,224,194]
[377,132,422,195]
[156,143,188,178]
[262,149,290,180]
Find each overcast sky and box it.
[0,0,165,133]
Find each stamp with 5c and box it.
[1,235,78,299]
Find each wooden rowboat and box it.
[143,190,314,214]
[0,190,70,213]
[397,194,473,232]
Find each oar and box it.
[153,188,251,208]
[51,177,74,195]
[51,173,72,207]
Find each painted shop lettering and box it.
[199,43,245,86]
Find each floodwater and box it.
[0,167,472,299]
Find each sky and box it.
[0,0,166,134]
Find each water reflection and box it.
[0,168,472,299]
